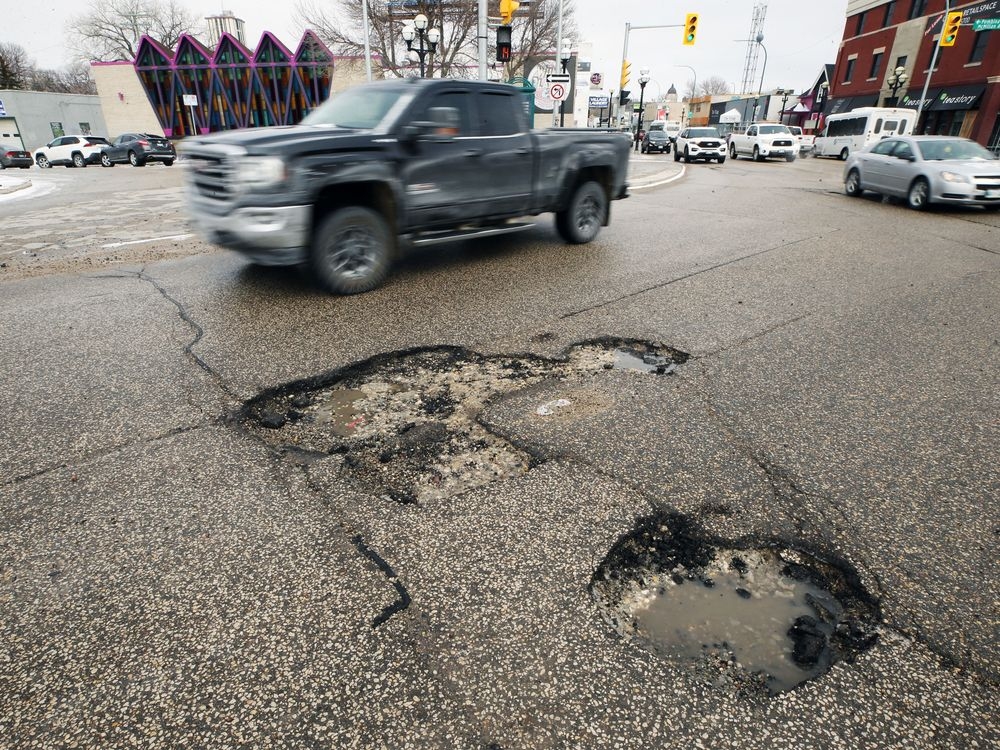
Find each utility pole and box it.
[915,0,950,128]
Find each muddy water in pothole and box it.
[612,349,677,374]
[314,389,368,436]
[631,564,842,692]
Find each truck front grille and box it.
[772,139,793,147]
[186,154,234,203]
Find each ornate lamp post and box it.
[559,39,573,127]
[885,66,908,107]
[635,69,650,151]
[813,81,829,134]
[402,13,440,78]
[779,88,792,124]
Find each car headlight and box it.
[940,171,970,184]
[237,156,287,188]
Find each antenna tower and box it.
[740,2,768,94]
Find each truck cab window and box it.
[414,91,473,135]
[476,92,523,136]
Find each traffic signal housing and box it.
[683,13,698,46]
[500,0,520,25]
[620,60,631,90]
[939,11,962,47]
[496,25,512,62]
[619,90,631,106]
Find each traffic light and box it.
[496,25,512,62]
[500,0,520,25]
[620,60,631,89]
[939,11,962,47]
[683,13,699,46]
[619,90,631,106]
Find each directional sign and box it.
[549,83,568,102]
[546,73,571,84]
[973,17,1000,31]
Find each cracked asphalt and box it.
[1,156,998,748]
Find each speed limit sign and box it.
[549,83,568,102]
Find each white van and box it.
[663,121,682,143]
[814,107,914,160]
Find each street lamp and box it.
[885,66,908,107]
[559,39,573,127]
[779,88,792,124]
[674,64,697,102]
[635,69,650,151]
[813,81,829,134]
[754,33,768,121]
[402,13,440,78]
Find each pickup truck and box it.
[181,78,632,294]
[728,123,799,162]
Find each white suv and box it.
[674,126,727,164]
[33,135,111,168]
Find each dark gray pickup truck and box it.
[181,78,632,294]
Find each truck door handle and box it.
[463,149,483,158]
[514,148,530,155]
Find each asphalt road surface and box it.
[1,153,998,749]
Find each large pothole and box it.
[238,341,687,504]
[591,512,880,695]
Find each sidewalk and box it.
[627,152,684,189]
[0,173,32,195]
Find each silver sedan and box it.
[843,136,1000,210]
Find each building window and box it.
[909,0,927,19]
[895,55,907,70]
[884,1,896,26]
[844,57,856,83]
[969,32,988,64]
[870,52,884,79]
[856,11,866,35]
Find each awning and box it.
[931,84,984,110]
[851,94,879,108]
[826,97,853,115]
[782,102,810,114]
[898,88,940,110]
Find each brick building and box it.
[831,0,999,151]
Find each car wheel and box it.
[164,159,174,167]
[72,152,86,168]
[673,148,680,162]
[839,147,850,161]
[729,143,737,159]
[100,153,114,167]
[36,155,51,168]
[683,148,691,164]
[717,156,726,164]
[907,177,930,211]
[128,151,145,167]
[310,206,394,295]
[845,169,863,197]
[555,180,607,245]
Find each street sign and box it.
[588,96,610,108]
[973,17,1000,31]
[546,73,570,84]
[590,73,602,86]
[549,83,568,102]
[0,99,6,116]
[182,94,198,107]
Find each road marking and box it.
[102,233,192,248]
[630,166,686,190]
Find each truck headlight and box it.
[237,156,287,188]
[940,171,970,184]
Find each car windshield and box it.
[688,128,719,137]
[917,139,995,161]
[302,85,407,129]
[648,131,666,139]
[758,125,790,135]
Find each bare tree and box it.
[293,0,575,80]
[0,42,33,89]
[685,75,731,99]
[69,0,200,62]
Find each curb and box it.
[0,178,32,195]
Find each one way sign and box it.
[545,73,571,84]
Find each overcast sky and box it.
[5,1,849,95]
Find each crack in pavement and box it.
[559,232,833,320]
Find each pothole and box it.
[239,340,687,504]
[591,512,880,696]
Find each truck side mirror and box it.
[403,106,461,143]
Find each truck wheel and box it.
[785,154,796,162]
[729,143,737,159]
[753,146,762,162]
[556,180,606,244]
[311,206,394,294]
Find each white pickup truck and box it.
[728,123,799,162]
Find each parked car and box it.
[0,144,32,169]
[33,135,111,168]
[674,127,727,164]
[788,125,814,154]
[100,133,177,167]
[843,136,1000,210]
[641,129,670,154]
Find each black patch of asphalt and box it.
[349,533,412,629]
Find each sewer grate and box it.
[591,512,880,695]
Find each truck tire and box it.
[556,180,606,244]
[753,145,762,162]
[729,143,737,159]
[310,206,394,294]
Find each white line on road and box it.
[102,234,192,248]
[630,166,686,190]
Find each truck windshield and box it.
[302,86,406,129]
[758,125,790,135]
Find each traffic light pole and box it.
[915,0,950,128]
[617,22,682,126]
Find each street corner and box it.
[0,174,32,196]
[627,155,685,190]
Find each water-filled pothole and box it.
[239,341,687,504]
[591,513,879,695]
